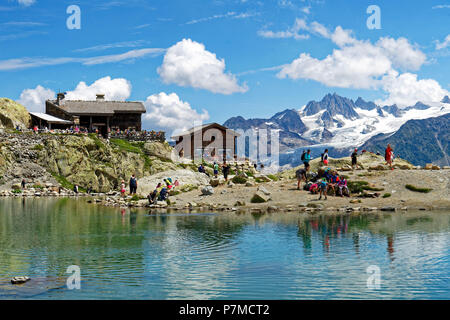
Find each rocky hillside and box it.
[0,98,31,130]
[0,132,184,192]
[362,113,450,166]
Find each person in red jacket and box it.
[385,144,393,170]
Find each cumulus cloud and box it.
[157,39,248,94]
[18,85,55,112]
[65,76,132,100]
[143,92,209,136]
[18,77,132,112]
[277,25,436,105]
[435,34,450,50]
[377,72,449,107]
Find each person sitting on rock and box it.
[337,178,350,197]
[327,172,340,196]
[148,183,162,204]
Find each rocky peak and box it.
[304,93,360,119]
[355,97,377,110]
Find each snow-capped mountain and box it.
[223,93,450,166]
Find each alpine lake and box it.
[0,198,449,299]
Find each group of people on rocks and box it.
[198,161,232,181]
[147,177,179,205]
[296,166,350,200]
[296,143,395,200]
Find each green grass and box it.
[232,175,247,184]
[11,189,22,194]
[382,193,391,198]
[347,180,384,193]
[267,174,279,181]
[32,144,44,151]
[50,172,86,193]
[88,133,106,150]
[110,138,142,154]
[405,184,433,193]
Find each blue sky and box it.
[0,0,449,132]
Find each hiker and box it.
[337,178,350,197]
[296,167,308,190]
[318,178,328,200]
[87,185,93,194]
[222,162,230,181]
[158,187,168,201]
[198,164,209,177]
[309,182,319,194]
[129,174,137,195]
[254,163,257,171]
[327,171,340,196]
[213,162,219,178]
[73,184,79,194]
[21,179,26,189]
[385,144,393,170]
[302,149,311,169]
[147,183,162,204]
[120,180,126,197]
[321,149,329,166]
[351,148,358,170]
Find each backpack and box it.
[321,153,324,161]
[301,152,306,161]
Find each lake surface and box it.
[0,198,449,299]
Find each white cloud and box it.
[435,34,450,50]
[278,26,427,89]
[157,38,248,94]
[301,7,311,14]
[376,37,426,70]
[277,23,445,107]
[310,21,330,38]
[377,72,449,107]
[17,0,35,6]
[432,5,450,9]
[185,12,236,24]
[73,40,150,52]
[65,76,132,101]
[0,48,165,71]
[18,85,55,112]
[17,77,132,112]
[258,18,309,40]
[143,92,209,135]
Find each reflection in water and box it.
[0,198,449,299]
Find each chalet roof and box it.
[171,123,240,139]
[30,112,73,124]
[46,100,146,115]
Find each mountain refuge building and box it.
[44,93,146,136]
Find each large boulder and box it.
[201,186,214,195]
[251,191,271,203]
[0,98,31,129]
[142,141,174,161]
[137,169,210,196]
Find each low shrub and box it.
[405,184,433,193]
[232,176,247,184]
[382,193,391,198]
